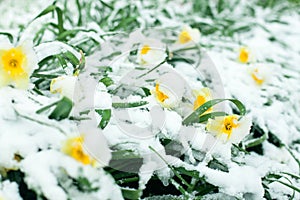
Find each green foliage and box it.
[48,97,73,120]
[182,99,246,125]
[95,109,111,129]
[2,170,41,200]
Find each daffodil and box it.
[137,41,166,65]
[238,47,253,64]
[192,87,212,111]
[206,115,251,144]
[178,25,200,44]
[152,82,178,108]
[0,41,37,89]
[50,75,77,100]
[247,64,272,86]
[62,135,95,165]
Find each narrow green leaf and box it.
[244,133,268,148]
[75,0,82,26]
[0,32,13,43]
[99,51,122,61]
[63,51,79,66]
[49,97,73,121]
[281,172,300,180]
[270,179,300,193]
[31,73,58,79]
[141,87,151,97]
[95,109,111,129]
[36,101,59,114]
[149,146,192,189]
[183,99,246,125]
[198,112,227,123]
[55,7,65,35]
[33,4,57,20]
[116,177,139,184]
[56,55,68,69]
[112,101,148,109]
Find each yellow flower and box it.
[206,115,251,144]
[62,135,95,165]
[137,41,166,65]
[152,82,178,108]
[0,41,37,89]
[155,83,169,103]
[140,45,151,55]
[238,47,250,63]
[251,68,264,85]
[192,87,212,111]
[178,25,200,44]
[247,64,270,86]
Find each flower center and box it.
[222,116,239,138]
[251,69,264,85]
[239,48,249,63]
[64,136,93,165]
[179,30,192,44]
[141,45,151,55]
[155,83,169,103]
[71,145,91,165]
[193,95,206,110]
[1,48,26,78]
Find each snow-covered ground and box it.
[0,0,300,199]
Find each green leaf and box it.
[56,55,68,69]
[208,158,229,172]
[141,87,151,97]
[36,100,59,114]
[74,176,98,192]
[63,51,79,66]
[55,7,65,35]
[72,50,86,74]
[33,4,57,20]
[48,97,73,121]
[112,101,148,108]
[0,32,13,43]
[244,133,268,148]
[121,188,142,200]
[95,109,111,129]
[182,99,246,125]
[99,51,122,61]
[198,112,227,123]
[281,172,300,180]
[100,77,114,87]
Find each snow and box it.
[198,164,264,199]
[0,180,22,200]
[0,0,300,199]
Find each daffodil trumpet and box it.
[0,41,38,89]
[206,115,252,144]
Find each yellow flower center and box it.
[1,48,26,78]
[193,95,211,111]
[251,69,264,85]
[222,116,239,139]
[179,30,192,44]
[62,136,93,165]
[155,83,169,103]
[239,47,249,63]
[141,45,151,55]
